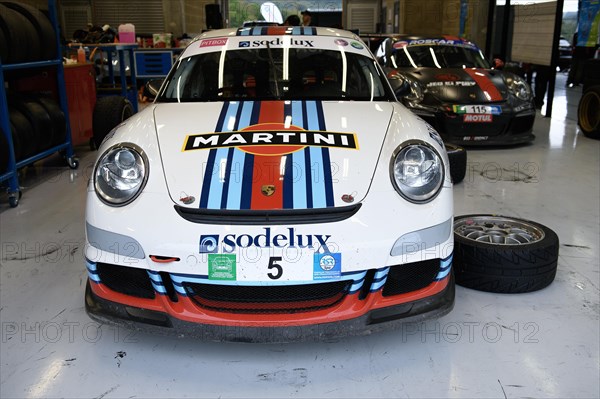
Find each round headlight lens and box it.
[94,145,148,206]
[392,143,444,202]
[505,74,532,101]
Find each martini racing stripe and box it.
[241,152,254,209]
[206,148,229,209]
[220,148,236,208]
[198,100,335,210]
[251,152,285,209]
[370,267,390,292]
[314,100,334,207]
[226,148,247,209]
[309,147,327,208]
[147,270,167,295]
[436,254,453,280]
[199,102,229,208]
[292,149,307,208]
[251,101,285,210]
[85,259,100,283]
[236,26,317,36]
[294,27,316,35]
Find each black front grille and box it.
[184,281,350,313]
[444,115,507,137]
[508,114,535,135]
[96,263,155,299]
[420,112,509,137]
[174,204,361,225]
[382,259,439,297]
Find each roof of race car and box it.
[182,27,369,59]
[194,27,360,41]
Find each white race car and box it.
[85,27,454,342]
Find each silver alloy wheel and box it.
[454,216,545,245]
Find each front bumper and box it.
[85,272,455,343]
[409,104,535,146]
[85,141,454,341]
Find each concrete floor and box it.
[1,72,598,398]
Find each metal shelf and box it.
[0,0,77,207]
[85,43,140,113]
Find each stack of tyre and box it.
[0,2,57,64]
[0,2,65,174]
[4,94,67,165]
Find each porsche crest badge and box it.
[261,185,276,196]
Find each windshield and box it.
[391,44,490,69]
[158,46,391,102]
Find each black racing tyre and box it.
[577,85,600,139]
[445,143,467,184]
[8,107,35,160]
[453,215,559,293]
[0,15,8,62]
[582,59,600,92]
[0,4,39,63]
[36,96,66,146]
[0,128,9,172]
[11,96,54,152]
[2,2,56,61]
[92,96,134,149]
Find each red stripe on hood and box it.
[464,69,503,102]
[250,101,285,210]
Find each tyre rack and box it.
[89,43,139,113]
[0,0,77,208]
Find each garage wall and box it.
[377,0,489,51]
[401,0,458,35]
[163,0,217,35]
[345,0,379,33]
[57,0,215,40]
[511,1,557,66]
[92,0,166,34]
[184,0,217,34]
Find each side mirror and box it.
[492,58,504,69]
[393,78,411,98]
[386,72,411,97]
[143,79,165,100]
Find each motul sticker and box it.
[463,114,492,123]
[200,38,228,47]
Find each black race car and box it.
[364,35,535,146]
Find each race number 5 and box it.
[267,256,283,280]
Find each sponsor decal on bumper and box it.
[463,114,493,123]
[453,104,502,115]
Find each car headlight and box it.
[391,141,444,203]
[94,144,148,206]
[505,73,532,101]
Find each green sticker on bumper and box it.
[208,254,236,280]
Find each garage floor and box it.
[1,73,598,398]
